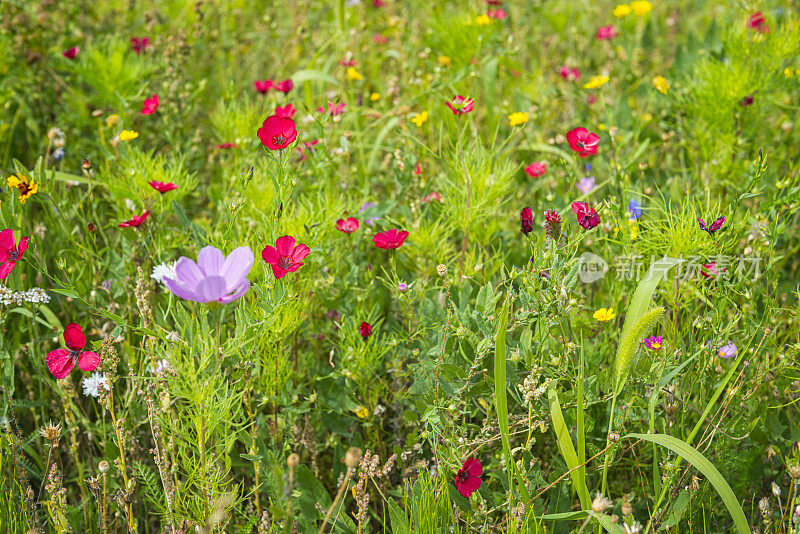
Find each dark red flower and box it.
[520,207,534,235]
[261,235,311,279]
[596,26,617,40]
[336,217,360,233]
[571,202,600,229]
[454,458,482,498]
[701,263,725,279]
[739,95,754,107]
[359,321,372,339]
[258,115,298,150]
[131,37,150,54]
[559,66,580,81]
[586,94,597,105]
[0,229,29,280]
[544,209,562,240]
[148,181,177,194]
[748,12,768,33]
[216,143,238,149]
[487,0,503,4]
[524,161,546,178]
[487,8,507,19]
[63,47,80,59]
[566,127,599,158]
[118,210,150,228]
[141,94,159,115]
[372,0,385,7]
[373,229,408,249]
[46,324,100,379]
[698,216,725,235]
[276,104,296,118]
[274,79,294,94]
[445,95,474,115]
[422,192,441,204]
[254,79,274,94]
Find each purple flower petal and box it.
[219,279,250,303]
[173,257,204,287]
[197,246,226,277]
[195,276,227,302]
[221,246,254,292]
[163,277,200,302]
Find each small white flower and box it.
[623,521,642,534]
[82,373,110,398]
[124,198,137,212]
[151,262,178,285]
[772,482,781,497]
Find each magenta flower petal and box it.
[77,351,101,372]
[46,349,75,379]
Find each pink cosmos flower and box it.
[141,94,159,115]
[445,95,474,115]
[571,202,600,229]
[254,80,274,94]
[163,246,253,304]
[46,324,100,379]
[373,229,408,249]
[63,47,79,59]
[596,26,617,40]
[119,211,150,228]
[336,217,360,233]
[360,321,372,339]
[258,115,298,150]
[454,458,482,498]
[566,127,600,158]
[261,235,311,279]
[524,161,546,178]
[559,66,580,81]
[148,181,178,194]
[487,8,507,19]
[131,37,150,54]
[276,104,296,118]
[748,12,768,33]
[0,229,29,280]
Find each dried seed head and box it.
[621,500,632,516]
[591,494,613,514]
[788,464,800,479]
[607,431,620,443]
[98,461,110,474]
[39,421,62,443]
[344,447,362,469]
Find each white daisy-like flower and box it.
[151,262,178,285]
[82,373,110,398]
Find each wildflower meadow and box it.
[3,1,800,533]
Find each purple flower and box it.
[366,217,379,226]
[576,176,596,195]
[398,282,408,291]
[163,245,254,304]
[718,343,737,359]
[643,335,662,350]
[358,201,376,214]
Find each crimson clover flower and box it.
[261,236,311,279]
[163,245,254,303]
[46,324,100,379]
[454,458,483,498]
[520,207,534,235]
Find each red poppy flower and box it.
[254,79,274,94]
[520,207,534,235]
[46,324,101,379]
[445,95,474,115]
[141,94,159,115]
[373,229,408,249]
[524,161,546,178]
[360,321,372,339]
[63,47,80,59]
[258,115,298,150]
[318,102,346,116]
[566,127,600,158]
[148,181,177,194]
[423,192,441,204]
[748,12,768,33]
[454,458,482,498]
[487,8,507,19]
[274,79,294,94]
[131,37,150,54]
[336,217,360,233]
[261,235,311,279]
[698,216,725,235]
[372,34,388,44]
[119,210,150,228]
[596,26,617,40]
[276,104,296,118]
[414,162,423,175]
[571,202,600,229]
[559,66,580,81]
[700,263,725,279]
[0,229,29,280]
[216,143,238,149]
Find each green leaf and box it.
[494,295,513,494]
[290,69,341,87]
[547,386,590,509]
[625,433,750,534]
[386,497,409,534]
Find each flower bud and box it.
[287,453,299,468]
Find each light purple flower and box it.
[643,335,662,350]
[358,201,376,214]
[366,217,379,226]
[718,343,737,358]
[163,245,254,304]
[398,282,408,291]
[576,176,596,195]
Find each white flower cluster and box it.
[82,373,110,398]
[151,261,178,285]
[0,286,51,306]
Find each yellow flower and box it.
[476,14,491,25]
[630,0,652,15]
[593,308,616,322]
[438,55,451,66]
[613,4,631,17]
[353,406,369,419]
[120,130,139,141]
[508,111,529,126]
[370,92,381,102]
[652,75,669,94]
[105,114,119,128]
[784,67,794,79]
[346,67,363,81]
[411,111,428,127]
[598,123,607,131]
[628,220,639,240]
[583,75,610,89]
[7,174,38,205]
